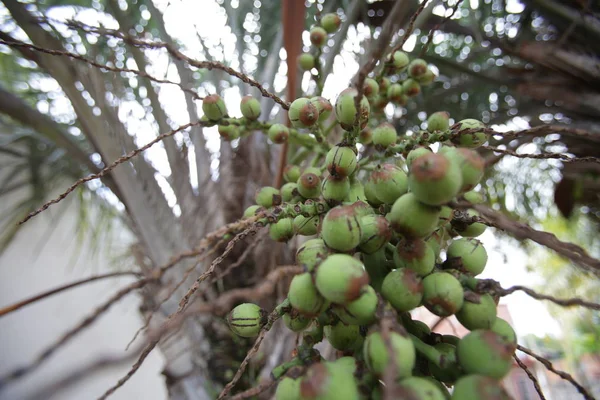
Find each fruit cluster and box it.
[200,11,516,400]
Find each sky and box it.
[2,0,564,339]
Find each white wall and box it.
[0,184,167,400]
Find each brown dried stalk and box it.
[513,354,547,400]
[482,145,600,164]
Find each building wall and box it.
[0,181,166,400]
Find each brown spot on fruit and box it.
[402,269,424,294]
[345,271,370,302]
[482,330,515,361]
[300,363,329,398]
[411,153,449,182]
[397,238,426,262]
[427,296,459,316]
[300,173,320,189]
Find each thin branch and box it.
[0,271,141,318]
[513,354,547,400]
[517,345,595,400]
[419,0,465,57]
[482,145,600,164]
[388,0,432,57]
[230,379,276,400]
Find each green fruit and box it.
[457,330,515,379]
[446,238,488,276]
[304,167,322,176]
[363,178,384,207]
[358,214,392,254]
[391,50,410,71]
[372,95,390,111]
[202,94,227,121]
[321,13,341,33]
[443,147,485,192]
[457,292,497,330]
[325,145,358,178]
[311,96,333,122]
[490,318,517,345]
[332,285,378,325]
[270,218,294,242]
[284,165,302,183]
[396,376,446,400]
[418,69,436,86]
[321,206,362,252]
[296,238,328,271]
[427,111,450,133]
[452,119,488,148]
[332,357,358,375]
[345,182,368,203]
[297,171,322,199]
[393,238,435,276]
[243,205,262,219]
[463,190,485,204]
[226,303,266,337]
[322,176,350,204]
[362,248,390,293]
[381,268,424,312]
[408,59,428,79]
[378,77,391,92]
[402,78,421,97]
[268,123,290,144]
[283,309,312,332]
[275,376,301,400]
[240,95,261,120]
[293,214,320,236]
[298,53,315,70]
[309,26,327,47]
[372,123,397,148]
[438,206,454,227]
[218,124,240,141]
[426,230,447,259]
[315,254,369,304]
[300,362,360,400]
[408,153,463,206]
[388,193,441,238]
[289,98,319,128]
[349,200,374,218]
[406,146,433,169]
[422,272,464,317]
[324,322,364,351]
[451,375,511,400]
[255,186,282,208]
[387,83,404,104]
[363,78,380,99]
[358,127,372,144]
[363,331,416,379]
[303,319,325,346]
[335,88,371,131]
[281,182,299,202]
[368,164,408,204]
[402,315,431,340]
[453,210,486,237]
[289,273,328,317]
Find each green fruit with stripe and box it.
[335,88,371,131]
[227,303,267,337]
[332,285,378,325]
[321,205,362,252]
[368,163,408,204]
[325,145,358,178]
[293,214,320,236]
[202,94,227,121]
[322,176,350,204]
[240,95,261,120]
[289,97,319,128]
[358,214,392,254]
[296,238,329,271]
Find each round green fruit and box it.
[240,95,261,120]
[406,146,433,169]
[387,83,404,104]
[293,214,320,236]
[372,123,397,148]
[311,96,333,122]
[322,176,350,204]
[298,53,315,70]
[288,273,328,317]
[283,309,312,332]
[218,124,240,141]
[457,292,497,330]
[202,94,227,121]
[393,238,435,276]
[422,272,464,317]
[418,69,436,86]
[269,218,294,242]
[335,88,370,131]
[402,78,421,97]
[283,165,301,183]
[226,303,266,338]
[409,152,463,206]
[296,238,328,271]
[315,254,369,304]
[361,248,390,293]
[243,205,262,219]
[332,285,378,325]
[324,322,364,351]
[446,238,488,276]
[367,163,408,204]
[457,330,515,379]
[427,111,450,133]
[452,210,487,238]
[289,97,319,128]
[321,205,362,252]
[325,145,358,178]
[408,59,428,79]
[381,268,424,313]
[321,13,341,33]
[388,193,441,238]
[358,214,392,254]
[363,78,380,99]
[268,123,290,144]
[443,147,485,192]
[490,318,517,345]
[463,190,485,204]
[297,171,322,199]
[255,186,282,208]
[281,182,299,202]
[358,127,373,145]
[299,362,360,400]
[309,26,327,47]
[395,376,446,400]
[390,50,410,71]
[275,377,301,400]
[452,119,488,148]
[451,375,511,400]
[363,331,416,379]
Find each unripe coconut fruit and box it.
[297,171,322,199]
[451,375,512,400]
[299,362,360,400]
[332,285,378,325]
[422,272,464,317]
[335,88,371,131]
[283,309,312,332]
[428,342,462,384]
[457,330,515,379]
[255,186,281,208]
[324,322,364,351]
[402,78,421,97]
[325,145,358,178]
[289,97,319,128]
[226,303,267,338]
[490,318,517,345]
[296,238,328,272]
[288,273,329,317]
[381,268,424,312]
[443,147,485,192]
[309,26,327,47]
[283,165,301,183]
[452,119,488,148]
[408,59,428,79]
[281,182,299,202]
[363,331,416,379]
[320,205,362,252]
[446,238,488,276]
[456,292,497,330]
[321,13,341,33]
[202,94,227,121]
[293,214,320,236]
[310,96,333,122]
[298,53,315,70]
[427,111,450,133]
[393,238,435,276]
[358,214,392,254]
[275,377,301,400]
[315,254,369,304]
[390,50,410,71]
[406,146,433,169]
[372,123,397,148]
[387,83,404,104]
[268,123,289,144]
[240,95,261,120]
[395,376,446,400]
[269,218,294,242]
[218,124,240,141]
[388,193,441,238]
[321,176,350,204]
[367,163,408,204]
[409,152,463,206]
